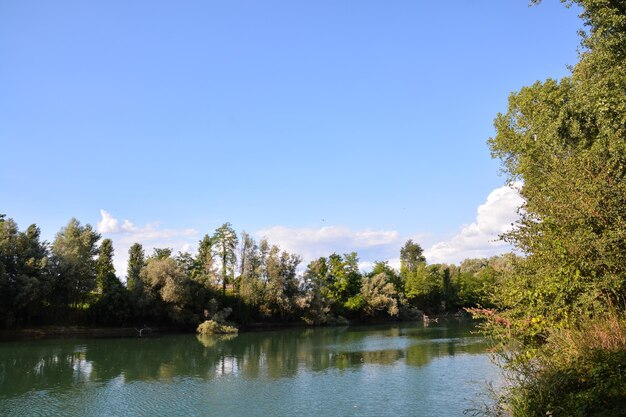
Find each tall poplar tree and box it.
[194,235,216,289]
[96,238,116,293]
[212,223,238,296]
[126,243,145,292]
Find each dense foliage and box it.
[0,215,510,330]
[483,1,626,415]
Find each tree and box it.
[127,243,145,292]
[140,255,200,325]
[262,245,282,317]
[0,219,49,327]
[360,273,399,318]
[454,255,514,308]
[319,252,363,312]
[400,240,425,272]
[175,251,195,276]
[261,245,302,319]
[483,2,626,414]
[456,258,493,308]
[488,0,626,339]
[96,238,116,293]
[212,223,238,296]
[279,250,302,308]
[152,248,172,260]
[238,231,255,279]
[400,240,425,291]
[404,263,438,310]
[194,235,217,289]
[301,257,333,325]
[51,218,100,308]
[237,233,264,308]
[369,260,401,294]
[91,240,132,326]
[0,259,6,325]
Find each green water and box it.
[0,322,499,416]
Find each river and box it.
[0,321,499,416]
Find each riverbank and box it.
[0,314,474,342]
[0,326,172,341]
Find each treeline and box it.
[0,214,512,330]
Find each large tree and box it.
[485,2,626,414]
[237,232,264,307]
[261,245,302,319]
[301,257,332,325]
[126,243,145,293]
[0,219,49,326]
[360,273,399,318]
[140,255,197,324]
[400,240,425,283]
[51,218,100,308]
[213,223,238,296]
[92,239,133,325]
[96,238,116,293]
[193,234,216,289]
[320,253,363,309]
[489,0,626,338]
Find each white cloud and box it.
[121,219,137,232]
[424,184,524,264]
[97,183,523,279]
[97,209,119,233]
[254,225,410,270]
[359,258,401,272]
[355,230,399,246]
[358,261,377,271]
[181,242,195,253]
[96,210,200,280]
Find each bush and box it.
[196,320,238,335]
[493,313,626,417]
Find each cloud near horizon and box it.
[255,225,399,249]
[253,185,523,269]
[97,210,119,233]
[97,210,199,279]
[97,184,523,278]
[254,225,426,270]
[424,184,524,264]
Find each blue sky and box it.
[1,1,582,274]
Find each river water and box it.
[0,321,499,416]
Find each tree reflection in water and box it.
[0,322,488,398]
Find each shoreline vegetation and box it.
[0,314,473,342]
[1,212,498,340]
[473,1,626,416]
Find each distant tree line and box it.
[0,214,514,329]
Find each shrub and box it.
[196,319,238,335]
[492,312,626,417]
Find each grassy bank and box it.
[488,312,626,417]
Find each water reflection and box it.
[0,322,488,398]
